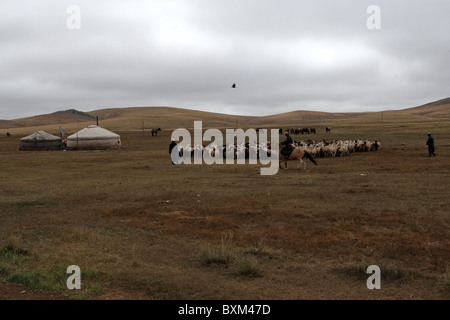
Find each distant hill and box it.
[89,106,253,130]
[390,97,450,118]
[0,109,96,130]
[1,98,449,133]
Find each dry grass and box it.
[0,114,449,300]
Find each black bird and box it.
[231,83,236,88]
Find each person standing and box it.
[426,133,436,157]
[169,140,178,164]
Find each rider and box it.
[281,131,294,157]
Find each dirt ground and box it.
[0,282,70,300]
[1,118,449,301]
[0,282,153,300]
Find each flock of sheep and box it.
[175,138,380,161]
[294,139,381,158]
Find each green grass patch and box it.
[6,269,59,291]
[67,267,108,299]
[0,243,29,257]
[441,270,450,297]
[3,264,107,299]
[199,232,263,278]
[82,267,102,280]
[0,201,50,209]
[199,231,237,266]
[199,244,236,266]
[334,263,407,282]
[0,236,29,258]
[234,255,262,277]
[0,264,11,276]
[0,236,107,298]
[444,281,450,295]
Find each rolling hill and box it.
[1,98,449,134]
[0,109,96,130]
[390,97,450,118]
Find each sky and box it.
[0,0,449,120]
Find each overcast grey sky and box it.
[0,0,449,120]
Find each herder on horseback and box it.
[281,131,294,158]
[279,131,317,170]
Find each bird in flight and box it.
[231,83,236,88]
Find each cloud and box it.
[0,0,449,119]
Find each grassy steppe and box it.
[0,117,449,299]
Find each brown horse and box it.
[151,128,161,136]
[279,146,317,170]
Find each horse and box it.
[151,128,161,136]
[279,146,318,170]
[6,132,11,137]
[326,127,331,133]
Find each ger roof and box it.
[67,125,120,140]
[20,131,61,141]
